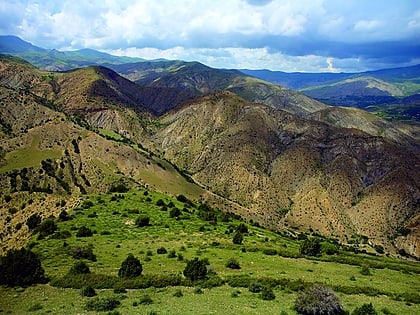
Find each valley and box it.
[0,37,419,315]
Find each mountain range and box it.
[0,36,419,259]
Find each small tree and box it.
[295,284,344,315]
[226,258,241,269]
[118,254,143,278]
[300,238,322,256]
[260,287,276,300]
[76,226,93,237]
[352,303,377,315]
[135,215,150,227]
[183,257,208,281]
[37,218,57,239]
[80,286,96,297]
[0,248,46,286]
[26,213,42,230]
[69,261,91,275]
[232,231,243,245]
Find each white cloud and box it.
[1,0,419,72]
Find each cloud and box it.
[1,0,419,71]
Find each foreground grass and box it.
[1,190,419,314]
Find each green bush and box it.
[157,247,167,254]
[37,218,57,239]
[76,225,93,237]
[232,231,243,245]
[69,245,96,261]
[300,238,322,256]
[85,297,121,311]
[135,215,150,227]
[0,248,46,286]
[260,287,275,300]
[138,294,153,305]
[118,254,143,278]
[69,261,91,275]
[169,207,182,218]
[295,284,344,315]
[352,303,377,315]
[262,248,278,256]
[226,258,241,269]
[183,257,208,281]
[26,213,41,230]
[80,285,96,297]
[249,282,262,293]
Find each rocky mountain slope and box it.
[110,60,328,117]
[152,91,420,257]
[0,56,419,258]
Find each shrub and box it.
[69,245,96,261]
[236,223,249,234]
[118,254,143,278]
[260,287,275,300]
[226,258,241,269]
[156,199,165,206]
[177,194,188,202]
[157,247,167,254]
[183,257,208,281]
[26,213,42,230]
[262,248,278,256]
[135,215,150,227]
[167,249,177,258]
[249,282,262,293]
[295,284,344,315]
[300,238,322,256]
[76,225,93,237]
[80,286,96,297]
[0,248,46,286]
[232,231,243,245]
[138,294,153,305]
[69,261,91,275]
[169,207,182,218]
[85,297,120,311]
[352,303,377,315]
[37,218,57,239]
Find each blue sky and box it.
[1,0,419,72]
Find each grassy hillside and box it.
[0,189,419,314]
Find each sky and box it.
[1,0,420,72]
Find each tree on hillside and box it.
[232,231,243,245]
[300,237,322,256]
[118,254,143,278]
[0,248,46,286]
[183,257,208,281]
[295,284,344,315]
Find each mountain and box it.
[0,35,144,71]
[242,66,420,121]
[110,60,328,117]
[242,64,420,91]
[0,56,419,259]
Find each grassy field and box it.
[0,190,419,314]
[0,135,62,173]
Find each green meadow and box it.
[0,190,419,314]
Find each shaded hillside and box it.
[111,60,327,117]
[152,91,420,257]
